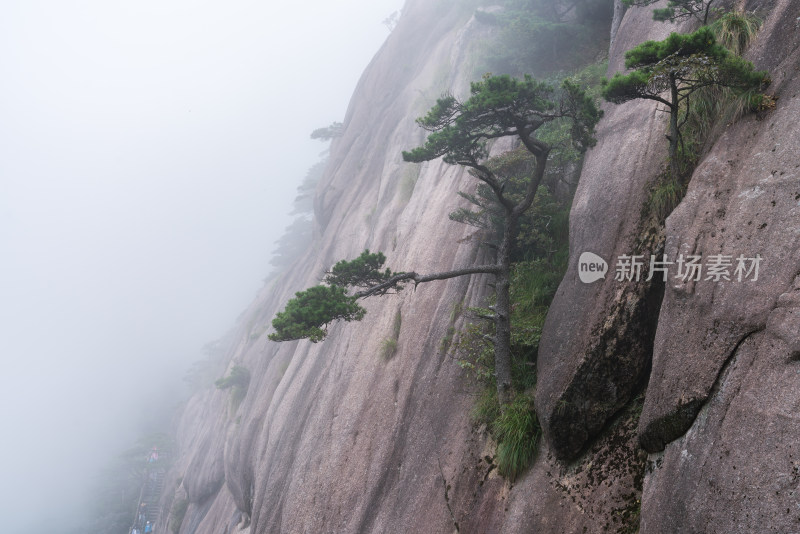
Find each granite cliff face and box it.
[156,1,800,532]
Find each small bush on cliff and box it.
[310,121,343,140]
[216,365,251,412]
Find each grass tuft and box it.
[493,394,540,481]
[379,308,402,360]
[711,11,761,56]
[379,338,398,360]
[471,387,501,427]
[649,176,687,221]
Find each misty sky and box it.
[0,1,402,532]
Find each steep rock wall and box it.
[535,0,800,531]
[639,0,800,530]
[535,3,678,461]
[159,2,511,533]
[155,1,800,533]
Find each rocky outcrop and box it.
[639,0,800,452]
[636,1,800,530]
[158,2,512,533]
[535,5,678,461]
[535,0,800,530]
[503,398,647,533]
[641,277,800,532]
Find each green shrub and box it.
[493,394,541,481]
[215,365,250,390]
[455,317,540,480]
[439,326,457,354]
[439,301,463,354]
[455,321,496,385]
[475,0,612,77]
[216,366,251,413]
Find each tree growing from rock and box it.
[623,0,717,24]
[310,121,344,141]
[270,74,600,405]
[602,27,767,179]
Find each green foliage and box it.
[711,10,761,56]
[310,121,344,140]
[472,386,502,427]
[325,250,398,289]
[455,312,538,392]
[269,285,366,342]
[510,260,563,349]
[291,159,325,216]
[623,0,717,24]
[439,326,457,354]
[216,365,251,413]
[476,0,613,76]
[457,322,539,480]
[269,158,326,273]
[403,74,600,166]
[448,64,605,260]
[514,186,569,261]
[170,498,189,534]
[270,217,313,269]
[439,301,464,354]
[604,27,768,179]
[379,338,398,360]
[379,309,402,360]
[648,176,687,220]
[604,28,767,104]
[449,148,554,246]
[455,320,496,382]
[215,365,250,391]
[493,394,541,480]
[183,338,229,393]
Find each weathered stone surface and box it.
[641,277,800,533]
[502,398,647,534]
[535,5,677,460]
[179,389,229,504]
[638,0,800,453]
[158,3,513,532]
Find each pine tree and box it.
[623,0,717,24]
[270,75,600,405]
[602,27,767,179]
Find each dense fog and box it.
[0,1,402,532]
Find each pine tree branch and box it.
[353,265,501,299]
